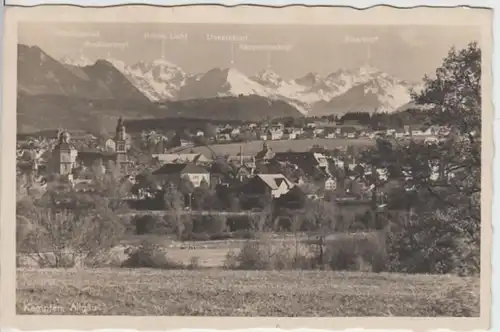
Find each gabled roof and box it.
[256,174,294,190]
[153,162,209,175]
[153,153,211,164]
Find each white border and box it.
[0,1,497,331]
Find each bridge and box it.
[119,210,263,217]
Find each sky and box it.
[18,22,481,82]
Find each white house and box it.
[230,128,241,137]
[243,174,295,198]
[267,129,284,141]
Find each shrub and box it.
[224,238,315,270]
[18,207,125,268]
[225,232,388,272]
[187,256,201,270]
[121,240,184,269]
[325,234,388,272]
[134,214,166,235]
[386,211,480,276]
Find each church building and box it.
[51,117,132,179]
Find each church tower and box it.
[114,117,130,175]
[52,130,76,178]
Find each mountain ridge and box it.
[62,54,417,116]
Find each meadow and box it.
[188,138,376,155]
[16,268,479,316]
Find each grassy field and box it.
[17,268,479,316]
[188,138,376,155]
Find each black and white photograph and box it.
[1,4,492,326]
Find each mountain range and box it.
[69,54,420,115]
[17,44,422,131]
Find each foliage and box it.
[361,42,481,275]
[163,184,193,240]
[121,239,184,269]
[16,167,129,267]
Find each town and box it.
[12,16,483,318]
[17,113,450,227]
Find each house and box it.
[226,154,256,171]
[272,152,331,179]
[75,149,118,169]
[386,128,396,137]
[230,128,241,137]
[267,129,284,141]
[270,123,284,131]
[235,165,254,181]
[216,133,231,142]
[341,126,358,139]
[313,128,325,137]
[152,162,210,188]
[255,142,275,162]
[152,153,212,165]
[424,125,441,136]
[282,129,298,140]
[324,128,337,139]
[394,129,405,139]
[241,174,295,198]
[180,139,191,147]
[404,125,428,137]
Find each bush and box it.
[224,232,388,272]
[224,238,315,270]
[17,206,125,268]
[134,214,167,235]
[325,234,388,272]
[121,240,184,269]
[191,215,228,235]
[187,256,201,270]
[386,211,480,276]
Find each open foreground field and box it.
[188,138,376,155]
[17,268,479,316]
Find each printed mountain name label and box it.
[55,30,100,38]
[84,41,129,49]
[239,43,293,52]
[206,34,249,42]
[143,32,188,41]
[344,36,380,43]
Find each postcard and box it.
[0,4,493,331]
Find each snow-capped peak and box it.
[295,72,322,87]
[355,64,381,76]
[60,54,94,67]
[105,58,128,72]
[252,69,283,87]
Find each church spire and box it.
[116,116,126,141]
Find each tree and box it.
[363,42,482,275]
[163,184,190,240]
[16,182,127,267]
[204,123,217,139]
